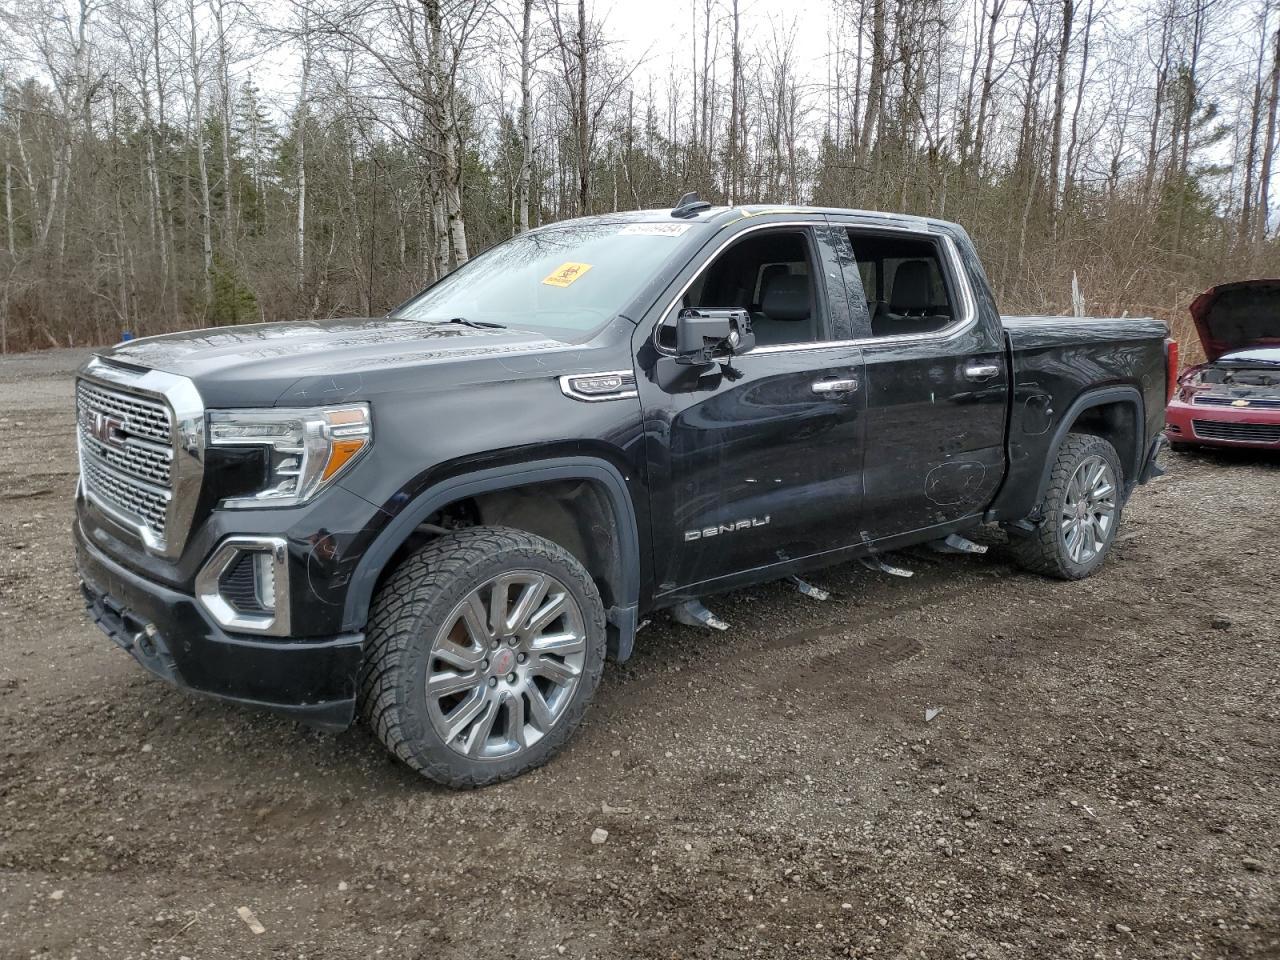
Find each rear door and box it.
[829,222,1008,540]
[634,220,866,597]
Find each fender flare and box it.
[341,457,642,656]
[1031,385,1145,510]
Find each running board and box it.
[929,533,989,555]
[789,576,830,600]
[859,555,914,577]
[671,599,729,631]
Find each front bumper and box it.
[75,522,363,730]
[1165,397,1280,449]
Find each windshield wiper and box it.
[442,316,506,330]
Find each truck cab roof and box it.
[538,203,955,236]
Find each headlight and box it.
[208,404,372,507]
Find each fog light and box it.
[195,536,291,636]
[253,551,277,609]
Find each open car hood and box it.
[1189,279,1280,362]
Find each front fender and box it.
[339,456,643,652]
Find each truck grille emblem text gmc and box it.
[87,410,127,448]
[684,516,772,542]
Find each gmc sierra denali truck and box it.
[73,200,1173,787]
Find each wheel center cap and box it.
[491,648,515,676]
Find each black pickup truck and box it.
[73,200,1173,786]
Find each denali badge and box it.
[684,516,771,542]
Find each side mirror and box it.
[674,308,756,365]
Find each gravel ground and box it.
[1,348,1277,960]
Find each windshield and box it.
[392,221,695,336]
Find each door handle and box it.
[964,363,1000,381]
[811,378,859,395]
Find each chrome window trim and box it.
[558,370,639,402]
[650,220,979,358]
[78,355,205,558]
[195,536,292,636]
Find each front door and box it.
[635,222,866,597]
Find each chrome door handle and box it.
[812,378,858,395]
[964,363,1000,380]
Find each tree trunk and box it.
[517,0,534,232]
[1257,17,1280,250]
[1047,0,1074,236]
[214,0,235,257]
[856,0,886,169]
[189,0,214,304]
[728,0,741,203]
[576,0,589,215]
[296,25,310,299]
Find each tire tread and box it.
[1009,432,1124,580]
[358,526,606,788]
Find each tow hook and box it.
[133,622,159,657]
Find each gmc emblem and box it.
[90,411,127,447]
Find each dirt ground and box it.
[0,348,1277,960]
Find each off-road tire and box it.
[358,526,606,788]
[1009,432,1125,581]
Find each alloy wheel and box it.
[425,570,587,760]
[1060,454,1117,565]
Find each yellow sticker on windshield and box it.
[542,262,592,287]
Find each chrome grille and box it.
[81,457,170,531]
[77,379,172,443]
[1192,394,1280,409]
[78,427,172,486]
[76,377,174,542]
[1191,419,1280,443]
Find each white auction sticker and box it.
[618,223,693,237]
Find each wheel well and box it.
[1064,400,1139,483]
[372,479,626,613]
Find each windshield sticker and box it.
[542,262,593,287]
[618,223,692,237]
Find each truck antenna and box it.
[672,191,712,219]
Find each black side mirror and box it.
[674,308,756,366]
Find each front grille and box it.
[1191,419,1280,443]
[77,378,174,542]
[77,380,172,443]
[1192,395,1280,409]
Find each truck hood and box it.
[1188,280,1280,362]
[95,317,583,406]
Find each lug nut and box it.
[508,636,519,646]
[488,677,498,688]
[490,639,500,650]
[516,653,527,664]
[506,672,516,683]
[481,659,489,670]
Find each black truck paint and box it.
[73,205,1170,734]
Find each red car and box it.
[1165,279,1280,451]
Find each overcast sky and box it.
[601,0,834,87]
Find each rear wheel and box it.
[1010,432,1124,580]
[359,527,606,787]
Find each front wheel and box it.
[359,527,606,787]
[1010,432,1124,580]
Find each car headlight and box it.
[208,404,372,507]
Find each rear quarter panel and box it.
[991,316,1168,522]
